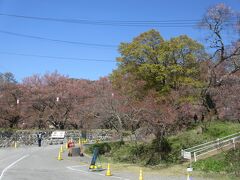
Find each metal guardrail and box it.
[181,132,240,162]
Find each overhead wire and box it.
[0,51,116,63]
[0,13,199,26]
[0,13,238,27]
[0,13,237,48]
[0,30,117,48]
[0,13,238,67]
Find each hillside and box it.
[86,121,240,178]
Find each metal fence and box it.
[181,132,240,162]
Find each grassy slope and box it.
[167,121,240,179]
[192,145,240,179]
[169,121,240,161]
[170,121,240,149]
[86,121,240,179]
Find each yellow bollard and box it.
[139,169,143,180]
[14,141,17,148]
[105,163,112,176]
[60,145,64,153]
[57,150,63,160]
[187,167,192,180]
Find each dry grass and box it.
[98,162,236,180]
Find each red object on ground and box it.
[67,141,75,148]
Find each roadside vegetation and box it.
[86,121,240,173]
[193,145,240,177]
[86,121,240,166]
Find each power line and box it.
[0,13,198,26]
[0,13,199,22]
[0,51,116,63]
[0,30,117,48]
[0,18,237,49]
[0,13,238,27]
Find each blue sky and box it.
[0,0,239,82]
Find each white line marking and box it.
[0,154,29,180]
[70,165,88,168]
[67,165,130,180]
[67,166,89,174]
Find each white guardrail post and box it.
[233,138,236,150]
[193,152,197,162]
[217,138,220,149]
[181,132,240,162]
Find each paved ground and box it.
[0,145,207,180]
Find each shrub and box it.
[193,157,227,172]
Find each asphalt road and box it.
[0,145,207,180]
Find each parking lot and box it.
[0,144,210,180]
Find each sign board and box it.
[183,151,191,160]
[51,131,65,139]
[187,168,193,172]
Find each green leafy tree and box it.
[110,30,207,151]
[111,30,206,98]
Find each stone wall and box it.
[0,129,118,148]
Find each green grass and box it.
[193,154,227,173]
[193,146,240,177]
[169,120,240,148]
[167,121,240,163]
[85,121,240,178]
